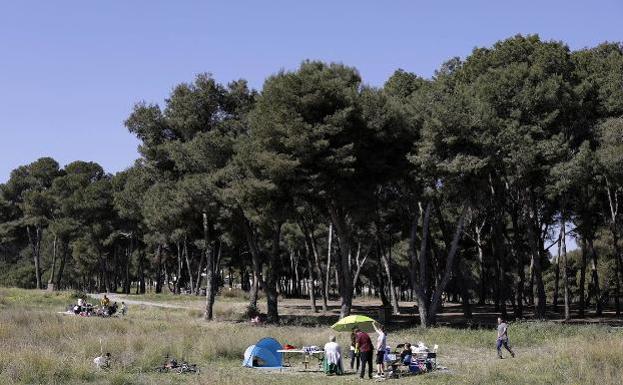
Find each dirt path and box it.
[91,293,198,310]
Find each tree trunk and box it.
[427,203,468,325]
[204,213,217,320]
[408,211,420,304]
[48,234,58,289]
[123,236,132,294]
[615,239,622,316]
[195,243,206,296]
[242,217,262,311]
[154,244,163,294]
[182,237,194,294]
[605,181,621,316]
[175,241,182,295]
[327,206,354,319]
[553,230,561,308]
[578,238,587,317]
[292,250,300,297]
[56,246,67,289]
[26,226,43,289]
[265,223,282,323]
[588,238,602,316]
[300,220,328,311]
[413,201,432,327]
[526,207,546,319]
[379,241,400,315]
[475,223,486,305]
[493,216,507,319]
[533,242,547,319]
[138,250,146,294]
[305,249,318,312]
[561,220,570,321]
[352,243,369,290]
[324,223,333,310]
[456,256,472,319]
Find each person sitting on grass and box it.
[100,295,110,307]
[107,302,118,316]
[496,317,516,359]
[93,353,111,369]
[399,343,412,365]
[323,336,343,375]
[73,298,85,314]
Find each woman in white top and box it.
[323,336,343,375]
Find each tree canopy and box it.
[2,35,623,325]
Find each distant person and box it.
[355,327,373,379]
[93,353,111,369]
[323,336,343,375]
[100,295,110,308]
[496,317,515,359]
[399,343,412,365]
[120,302,127,316]
[108,302,118,316]
[373,322,387,377]
[74,298,85,314]
[349,328,360,371]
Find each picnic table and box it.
[277,349,324,370]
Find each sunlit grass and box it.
[0,288,621,385]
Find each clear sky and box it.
[1,0,622,183]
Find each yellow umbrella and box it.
[330,315,377,333]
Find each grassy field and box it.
[0,288,622,385]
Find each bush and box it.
[0,260,36,289]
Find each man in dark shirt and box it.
[355,328,373,379]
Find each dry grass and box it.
[0,288,622,385]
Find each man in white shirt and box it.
[323,336,343,375]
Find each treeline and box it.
[1,35,623,326]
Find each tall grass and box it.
[0,288,621,385]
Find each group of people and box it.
[322,322,388,379]
[98,295,128,317]
[72,297,94,315]
[71,295,127,317]
[322,316,516,379]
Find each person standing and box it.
[355,327,373,379]
[349,328,360,371]
[120,302,127,316]
[373,322,387,377]
[496,317,516,359]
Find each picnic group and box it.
[321,321,437,379]
[68,295,127,317]
[245,317,516,379]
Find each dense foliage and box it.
[1,35,622,325]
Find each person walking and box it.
[496,317,516,359]
[373,322,387,377]
[355,327,373,379]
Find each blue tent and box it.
[242,337,283,369]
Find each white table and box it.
[277,349,324,370]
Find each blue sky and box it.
[0,0,621,183]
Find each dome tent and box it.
[242,337,283,369]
